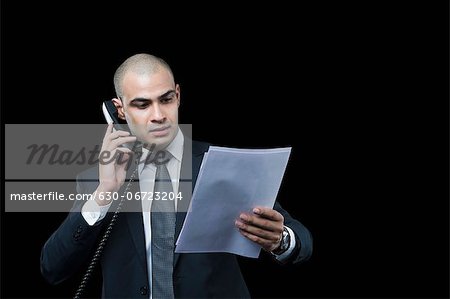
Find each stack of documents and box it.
[175,146,291,258]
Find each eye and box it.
[132,102,150,109]
[160,96,174,104]
[136,104,149,109]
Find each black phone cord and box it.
[73,166,139,299]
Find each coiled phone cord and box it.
[73,165,139,299]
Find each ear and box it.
[175,84,181,107]
[112,98,126,120]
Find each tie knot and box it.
[140,150,171,172]
[154,150,171,166]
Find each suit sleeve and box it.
[40,176,107,285]
[273,201,313,264]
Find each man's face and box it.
[117,68,180,150]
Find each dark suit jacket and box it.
[41,140,313,298]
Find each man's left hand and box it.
[235,206,284,252]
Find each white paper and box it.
[175,146,291,258]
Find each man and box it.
[40,53,313,298]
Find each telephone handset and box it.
[73,101,140,299]
[102,100,129,133]
[102,100,143,152]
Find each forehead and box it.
[122,68,175,98]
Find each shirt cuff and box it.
[274,226,297,262]
[81,199,112,226]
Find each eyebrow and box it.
[129,90,176,104]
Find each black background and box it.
[1,2,449,299]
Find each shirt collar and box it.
[162,127,183,163]
[139,127,184,170]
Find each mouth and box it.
[148,125,171,137]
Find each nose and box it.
[151,103,165,123]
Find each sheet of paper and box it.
[175,146,291,258]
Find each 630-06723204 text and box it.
[9,191,183,201]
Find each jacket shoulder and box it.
[192,140,210,155]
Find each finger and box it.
[103,124,128,143]
[109,136,137,149]
[103,123,114,138]
[103,128,131,144]
[238,229,273,248]
[238,213,283,233]
[235,220,281,242]
[107,130,133,141]
[115,147,133,154]
[252,206,284,222]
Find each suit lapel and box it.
[125,210,148,274]
[124,161,148,274]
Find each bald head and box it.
[113,53,174,99]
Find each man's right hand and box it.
[94,124,137,206]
